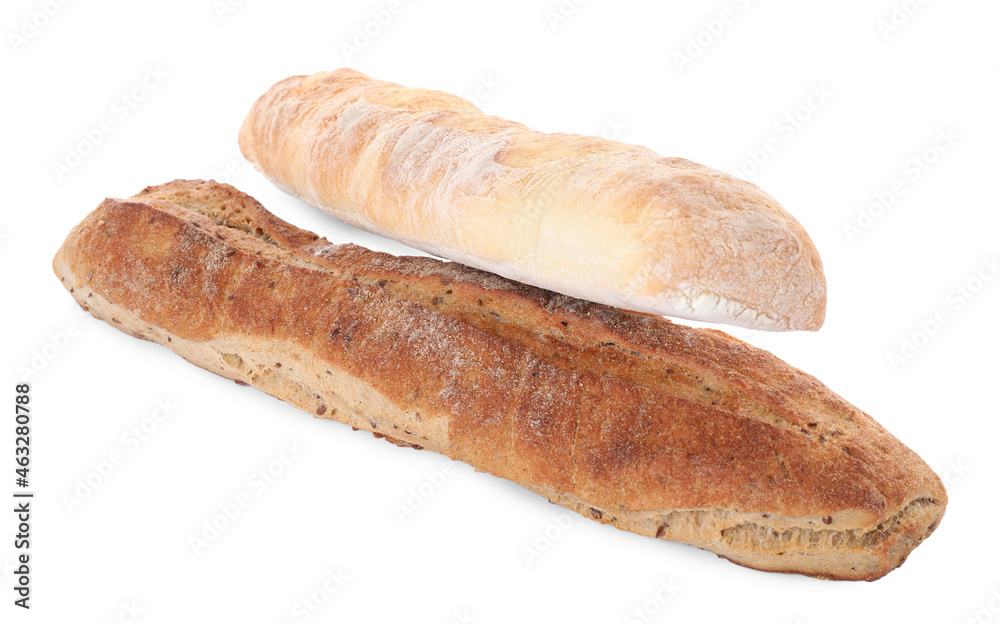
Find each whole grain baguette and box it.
[53,180,944,580]
[239,69,826,332]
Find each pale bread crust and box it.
[53,181,943,580]
[238,69,827,331]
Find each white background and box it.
[2,0,998,622]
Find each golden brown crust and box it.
[53,180,943,580]
[239,69,826,331]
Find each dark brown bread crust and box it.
[53,180,945,580]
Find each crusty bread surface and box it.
[239,69,826,331]
[53,180,944,580]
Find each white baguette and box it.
[238,69,827,331]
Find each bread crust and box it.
[239,69,826,331]
[53,180,943,580]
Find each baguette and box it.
[239,69,826,332]
[53,180,944,580]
